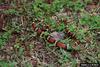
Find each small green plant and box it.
[3,9,19,15]
[58,49,72,64]
[0,30,12,48]
[0,60,17,67]
[80,12,100,30]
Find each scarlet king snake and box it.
[32,22,80,51]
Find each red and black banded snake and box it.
[32,22,81,51]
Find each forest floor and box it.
[0,0,100,67]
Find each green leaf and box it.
[57,23,65,31]
[48,43,55,47]
[14,43,20,49]
[71,59,77,67]
[9,61,17,67]
[18,47,24,56]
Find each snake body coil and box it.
[32,22,80,50]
